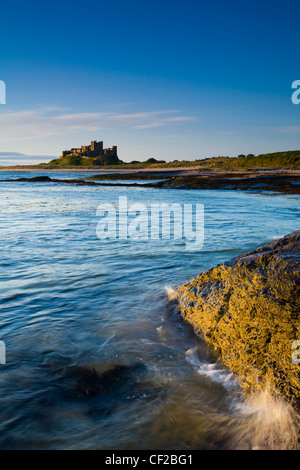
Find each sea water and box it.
[0,171,299,450]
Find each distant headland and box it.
[2,145,300,195]
[0,142,300,171]
[59,140,121,166]
[37,138,167,169]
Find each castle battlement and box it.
[61,141,117,158]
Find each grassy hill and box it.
[43,153,122,168]
[145,151,300,170]
[213,151,300,169]
[48,151,300,170]
[2,150,300,171]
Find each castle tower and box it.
[91,141,103,154]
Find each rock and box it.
[15,176,54,182]
[73,364,146,398]
[60,362,164,405]
[177,230,300,406]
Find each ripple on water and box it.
[0,176,299,449]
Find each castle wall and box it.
[61,141,117,158]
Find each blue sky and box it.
[1,0,300,164]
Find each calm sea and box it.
[0,171,299,450]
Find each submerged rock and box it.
[60,362,164,407]
[15,176,54,182]
[71,363,147,398]
[177,230,300,406]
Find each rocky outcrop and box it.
[177,230,300,406]
[155,173,300,194]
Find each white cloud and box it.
[0,152,55,166]
[134,116,195,129]
[0,107,196,142]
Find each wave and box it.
[228,388,299,450]
[164,286,178,301]
[185,347,299,449]
[185,347,238,390]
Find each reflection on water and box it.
[0,171,299,449]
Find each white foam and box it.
[229,388,298,450]
[185,347,238,389]
[164,286,177,301]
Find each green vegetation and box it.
[2,150,300,170]
[144,157,160,164]
[210,150,300,169]
[42,153,123,168]
[148,150,300,170]
[138,150,300,170]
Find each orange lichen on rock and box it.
[177,230,300,405]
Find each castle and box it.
[61,140,117,158]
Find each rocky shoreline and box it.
[176,230,300,408]
[2,168,300,195]
[153,171,300,194]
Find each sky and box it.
[1,0,300,165]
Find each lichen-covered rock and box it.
[177,230,300,405]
